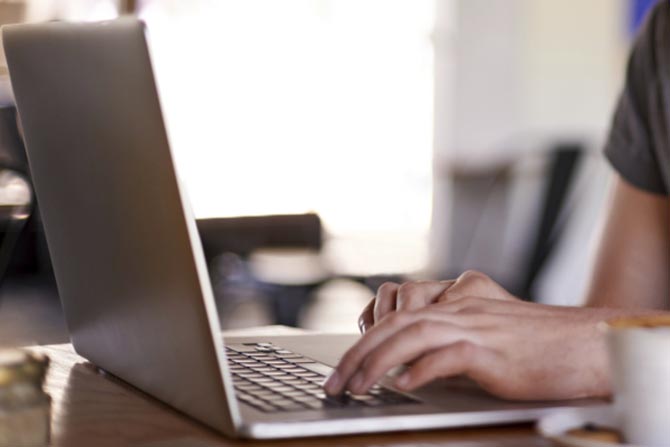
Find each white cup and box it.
[605,316,670,447]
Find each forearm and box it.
[584,177,669,309]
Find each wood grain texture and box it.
[27,327,553,447]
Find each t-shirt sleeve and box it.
[604,4,667,195]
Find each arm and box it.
[325,178,669,401]
[325,273,668,400]
[585,175,669,309]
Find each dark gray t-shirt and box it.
[605,1,670,195]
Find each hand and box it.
[358,270,515,333]
[326,272,652,400]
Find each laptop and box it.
[2,18,604,439]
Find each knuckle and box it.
[385,311,409,327]
[460,270,489,284]
[397,281,419,296]
[418,354,442,375]
[377,282,399,296]
[396,281,432,306]
[453,340,476,361]
[411,348,454,384]
[411,320,436,337]
[460,269,484,279]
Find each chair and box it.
[197,213,328,327]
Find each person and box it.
[324,2,670,400]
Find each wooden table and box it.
[28,327,554,447]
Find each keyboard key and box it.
[269,385,295,393]
[264,381,293,389]
[282,390,309,398]
[274,353,303,359]
[235,383,263,391]
[264,370,292,377]
[247,353,275,360]
[237,372,264,379]
[287,358,317,364]
[268,398,296,406]
[283,377,308,384]
[274,401,307,411]
[264,359,290,365]
[228,345,259,353]
[252,389,274,396]
[233,358,261,364]
[259,393,285,401]
[246,376,274,384]
[291,394,319,402]
[282,367,308,373]
[274,363,301,370]
[255,346,275,353]
[294,371,322,378]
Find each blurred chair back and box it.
[440,143,610,303]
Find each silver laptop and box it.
[2,18,603,439]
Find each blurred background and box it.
[0,0,659,345]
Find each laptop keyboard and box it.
[225,342,419,413]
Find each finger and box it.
[394,341,499,391]
[433,280,457,303]
[372,280,455,331]
[325,311,420,395]
[373,282,400,326]
[326,308,480,395]
[395,281,452,312]
[358,299,375,333]
[346,320,478,394]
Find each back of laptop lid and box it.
[3,18,240,435]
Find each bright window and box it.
[141,0,435,271]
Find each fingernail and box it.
[358,318,367,334]
[349,372,364,393]
[395,373,410,390]
[324,371,340,394]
